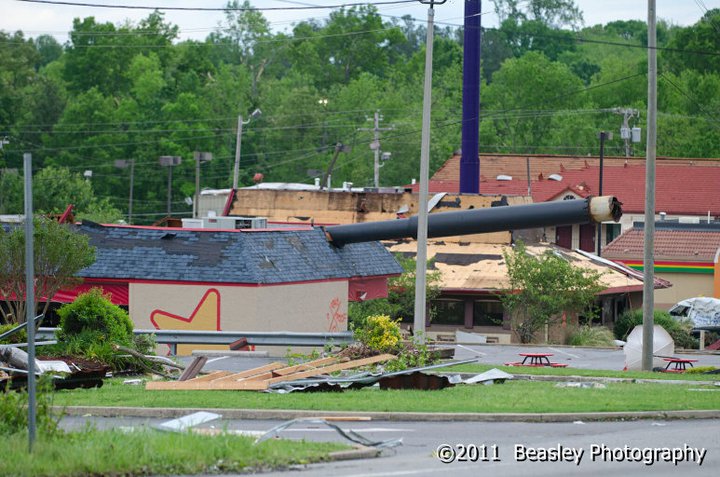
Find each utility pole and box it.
[159,156,182,216]
[23,153,37,452]
[114,159,135,224]
[643,0,657,372]
[359,110,394,188]
[232,109,261,190]
[612,108,640,157]
[414,0,446,344]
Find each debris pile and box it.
[145,354,509,393]
[0,346,109,391]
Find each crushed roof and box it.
[77,223,402,284]
[385,240,665,294]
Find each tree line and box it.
[1,0,719,223]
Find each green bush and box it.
[613,309,698,349]
[51,288,135,370]
[0,377,61,437]
[566,325,615,347]
[353,314,402,352]
[0,323,27,345]
[56,288,133,345]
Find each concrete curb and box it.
[328,445,381,461]
[56,406,720,423]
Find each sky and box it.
[2,0,719,43]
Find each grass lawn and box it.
[3,428,347,477]
[51,377,720,414]
[444,363,720,381]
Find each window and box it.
[434,299,464,325]
[605,223,621,244]
[473,300,504,326]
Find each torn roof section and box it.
[385,240,669,295]
[76,222,402,284]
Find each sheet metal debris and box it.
[156,411,222,432]
[461,368,514,385]
[254,418,403,449]
[146,354,397,391]
[266,358,480,393]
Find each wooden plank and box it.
[266,354,396,385]
[201,362,287,384]
[185,370,232,382]
[272,357,341,376]
[178,356,208,381]
[146,379,269,391]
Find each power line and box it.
[15,0,417,12]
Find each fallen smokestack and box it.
[324,196,622,247]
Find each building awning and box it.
[53,282,129,306]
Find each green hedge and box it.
[613,309,697,349]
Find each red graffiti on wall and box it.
[326,297,347,332]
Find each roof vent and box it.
[496,174,512,181]
[548,174,563,181]
[161,233,177,240]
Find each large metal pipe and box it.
[324,196,622,247]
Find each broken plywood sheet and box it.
[146,354,396,391]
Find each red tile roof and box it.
[420,154,720,216]
[603,227,720,261]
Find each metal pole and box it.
[643,0,657,371]
[167,165,172,216]
[596,132,606,256]
[373,111,380,188]
[195,152,200,218]
[128,159,134,225]
[232,115,243,190]
[23,152,36,452]
[414,2,437,344]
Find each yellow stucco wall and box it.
[129,281,348,355]
[653,273,714,309]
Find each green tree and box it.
[349,255,442,329]
[501,242,604,343]
[0,217,95,324]
[32,167,123,223]
[481,51,585,152]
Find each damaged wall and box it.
[230,189,532,244]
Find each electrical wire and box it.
[15,0,418,12]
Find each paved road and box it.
[61,416,719,477]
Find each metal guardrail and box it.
[36,328,355,354]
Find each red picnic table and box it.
[505,353,568,368]
[663,357,698,372]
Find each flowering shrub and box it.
[353,314,402,352]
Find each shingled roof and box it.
[421,154,720,216]
[77,222,402,284]
[603,222,720,262]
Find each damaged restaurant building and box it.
[220,187,660,344]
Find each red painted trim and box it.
[597,285,644,295]
[98,223,313,233]
[86,274,395,288]
[150,288,222,332]
[222,188,236,216]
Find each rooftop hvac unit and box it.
[234,217,267,229]
[181,218,204,229]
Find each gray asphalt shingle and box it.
[77,223,402,284]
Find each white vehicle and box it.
[668,297,720,331]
